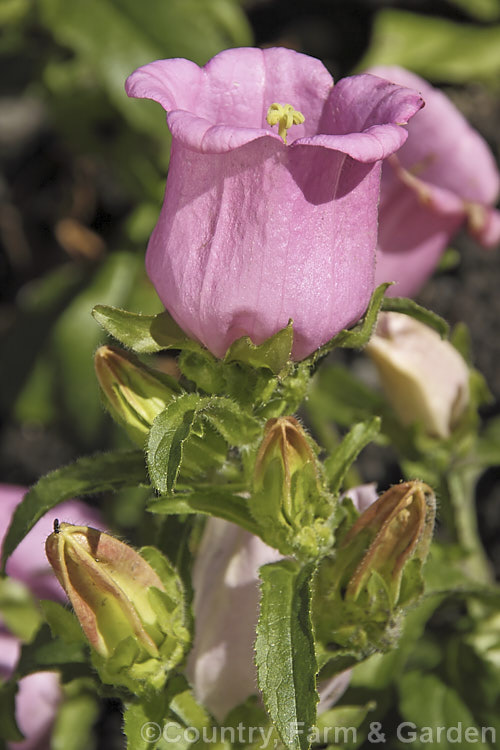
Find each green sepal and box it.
[92,304,202,353]
[89,546,190,697]
[324,417,381,494]
[224,320,294,376]
[256,560,318,750]
[139,545,191,662]
[381,296,450,338]
[148,487,261,536]
[147,394,261,494]
[1,450,147,571]
[309,283,391,363]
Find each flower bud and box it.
[94,345,180,446]
[313,481,435,669]
[366,312,470,438]
[45,522,189,694]
[252,417,334,558]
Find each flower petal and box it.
[367,66,500,204]
[295,74,424,162]
[126,47,334,153]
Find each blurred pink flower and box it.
[369,66,500,298]
[187,481,379,721]
[126,47,422,360]
[0,484,102,750]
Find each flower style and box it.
[126,47,423,360]
[368,66,500,298]
[0,485,102,750]
[186,484,379,720]
[366,312,470,439]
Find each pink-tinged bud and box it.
[366,312,470,438]
[253,417,333,557]
[339,481,435,604]
[368,66,500,298]
[46,523,163,657]
[45,523,189,693]
[313,481,435,668]
[126,47,423,360]
[94,345,180,446]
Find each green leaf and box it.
[53,252,146,444]
[448,0,500,20]
[15,624,90,683]
[381,297,449,339]
[147,394,205,494]
[311,284,391,362]
[325,418,381,495]
[1,450,147,571]
[315,703,375,748]
[309,365,385,429]
[148,488,260,536]
[92,305,201,353]
[358,9,500,84]
[256,560,318,750]
[40,600,87,645]
[202,398,261,445]
[148,394,261,494]
[225,321,294,376]
[0,578,42,642]
[123,692,169,750]
[399,672,492,749]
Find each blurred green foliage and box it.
[359,9,500,84]
[1,0,253,452]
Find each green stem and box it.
[446,468,492,586]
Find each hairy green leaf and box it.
[92,305,201,353]
[148,488,260,536]
[256,560,318,750]
[325,418,381,494]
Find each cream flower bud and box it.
[94,345,180,446]
[366,312,469,438]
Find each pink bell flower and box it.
[126,47,423,360]
[186,485,378,720]
[369,66,500,298]
[0,485,103,750]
